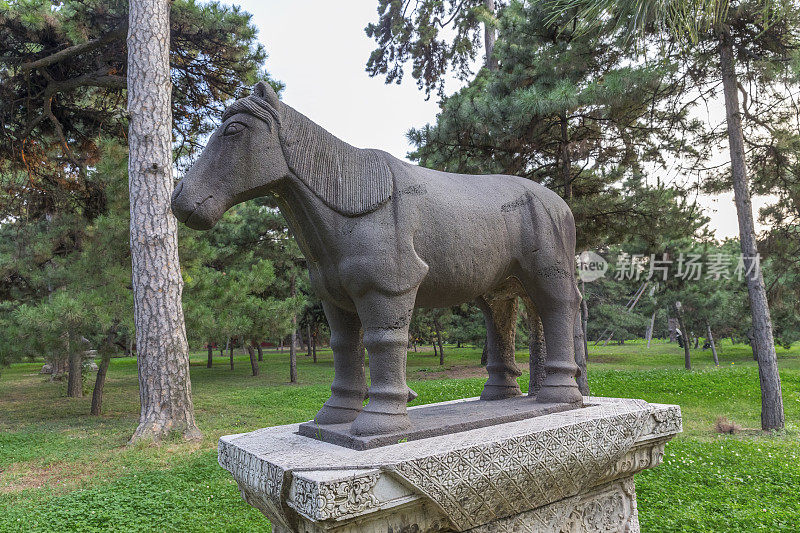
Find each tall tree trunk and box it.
[311,324,317,363]
[480,343,488,366]
[67,340,83,398]
[746,330,758,361]
[289,330,298,383]
[128,0,200,443]
[256,342,263,362]
[707,323,719,366]
[719,30,784,430]
[483,0,498,71]
[90,353,111,415]
[49,355,69,381]
[646,310,657,348]
[674,303,691,370]
[92,326,119,415]
[306,324,312,357]
[52,332,71,380]
[247,341,259,376]
[207,343,213,368]
[434,317,444,365]
[290,276,298,383]
[229,338,234,370]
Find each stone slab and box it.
[219,397,681,532]
[298,396,583,450]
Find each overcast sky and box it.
[233,0,769,241]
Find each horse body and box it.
[390,158,574,309]
[171,82,582,437]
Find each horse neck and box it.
[271,175,339,266]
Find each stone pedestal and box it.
[218,397,681,533]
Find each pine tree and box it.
[366,0,503,97]
[546,0,792,430]
[127,0,200,443]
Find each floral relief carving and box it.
[640,405,682,440]
[291,473,381,521]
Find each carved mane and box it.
[276,103,393,217]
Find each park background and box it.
[1,0,800,531]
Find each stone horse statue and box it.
[172,82,583,436]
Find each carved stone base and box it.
[467,477,640,533]
[218,397,681,532]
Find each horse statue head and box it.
[171,82,393,230]
[171,82,288,229]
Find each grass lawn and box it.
[1,339,798,532]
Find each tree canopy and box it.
[0,0,275,220]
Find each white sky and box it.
[233,0,771,241]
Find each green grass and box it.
[1,340,798,532]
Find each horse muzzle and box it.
[171,181,219,230]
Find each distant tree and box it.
[0,0,273,221]
[300,302,327,363]
[408,2,701,251]
[547,0,793,429]
[0,142,132,410]
[181,199,306,380]
[448,304,487,348]
[366,0,503,97]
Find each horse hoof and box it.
[480,384,522,401]
[314,404,361,425]
[535,384,583,405]
[350,411,411,436]
[407,386,418,402]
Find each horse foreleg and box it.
[350,291,416,436]
[314,302,366,425]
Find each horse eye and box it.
[222,121,246,136]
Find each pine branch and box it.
[20,25,128,71]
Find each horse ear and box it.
[253,81,280,109]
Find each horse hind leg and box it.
[476,288,523,401]
[520,295,547,397]
[517,268,583,405]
